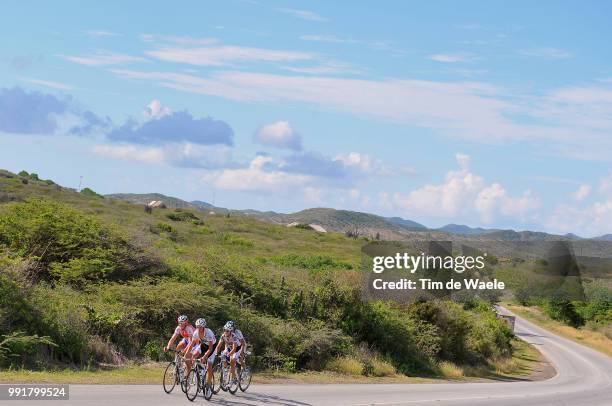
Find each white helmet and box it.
[177,315,188,323]
[195,318,206,328]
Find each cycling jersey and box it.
[175,323,195,339]
[191,328,216,347]
[221,329,245,347]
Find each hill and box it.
[436,224,499,235]
[0,168,516,376]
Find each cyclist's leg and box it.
[205,347,215,385]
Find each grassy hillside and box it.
[1,169,517,378]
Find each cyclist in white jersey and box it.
[214,320,246,383]
[184,318,216,386]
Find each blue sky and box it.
[1,1,612,236]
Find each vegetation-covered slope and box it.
[0,169,514,376]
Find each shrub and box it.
[0,199,158,285]
[545,297,584,328]
[166,211,200,222]
[219,233,253,247]
[18,170,29,177]
[80,188,103,198]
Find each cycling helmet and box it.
[195,318,206,328]
[223,320,235,332]
[178,315,188,323]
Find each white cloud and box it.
[143,99,171,119]
[19,77,74,90]
[428,53,476,63]
[85,30,120,38]
[140,34,218,46]
[93,144,164,164]
[61,51,145,66]
[254,121,302,150]
[572,184,591,201]
[92,143,233,169]
[276,8,328,22]
[393,154,540,224]
[145,46,314,66]
[518,48,573,59]
[110,70,612,160]
[334,152,389,175]
[209,155,311,192]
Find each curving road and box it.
[6,308,612,405]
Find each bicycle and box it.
[162,349,188,394]
[237,350,252,392]
[185,358,215,401]
[214,350,251,395]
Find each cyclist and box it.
[164,315,195,354]
[214,320,246,385]
[184,318,216,387]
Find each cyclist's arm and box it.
[165,332,179,351]
[202,339,214,360]
[214,339,223,354]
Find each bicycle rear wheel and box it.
[212,363,223,394]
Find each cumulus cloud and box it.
[92,143,234,169]
[334,152,391,176]
[209,155,311,192]
[144,99,171,119]
[393,153,540,224]
[0,87,108,137]
[107,111,233,146]
[572,184,591,201]
[279,151,346,178]
[546,174,612,236]
[254,120,302,150]
[0,87,68,134]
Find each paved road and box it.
[5,308,612,405]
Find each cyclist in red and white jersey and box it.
[164,315,195,354]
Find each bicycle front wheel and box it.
[238,365,251,392]
[163,362,177,394]
[185,367,200,401]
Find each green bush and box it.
[0,199,158,285]
[80,188,103,198]
[166,210,200,222]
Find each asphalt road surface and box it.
[5,307,612,406]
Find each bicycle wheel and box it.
[228,368,239,395]
[238,365,251,392]
[179,364,189,394]
[212,363,223,394]
[203,379,213,401]
[185,366,200,401]
[163,361,177,393]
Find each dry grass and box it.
[325,356,363,376]
[505,302,612,357]
[438,361,464,378]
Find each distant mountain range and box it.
[105,192,609,241]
